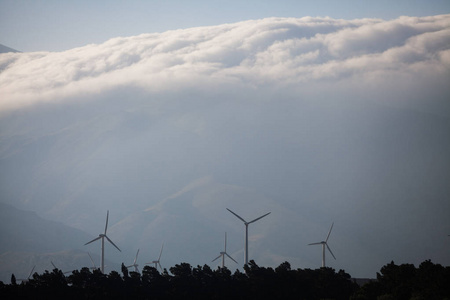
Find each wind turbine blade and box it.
[326,222,334,242]
[248,212,271,224]
[63,270,72,275]
[28,266,36,279]
[226,208,247,223]
[88,252,96,267]
[326,243,336,260]
[158,262,163,272]
[212,254,222,262]
[84,236,101,245]
[158,243,164,261]
[104,210,109,235]
[134,249,140,264]
[225,253,238,264]
[308,242,322,245]
[51,261,57,270]
[224,232,227,251]
[135,266,139,273]
[105,235,121,252]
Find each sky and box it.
[1,0,450,279]
[1,0,450,52]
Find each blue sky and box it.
[1,0,450,52]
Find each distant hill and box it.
[0,202,92,253]
[0,44,20,53]
[0,203,119,283]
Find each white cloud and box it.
[0,14,449,114]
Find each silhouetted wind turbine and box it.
[308,222,336,268]
[50,261,72,275]
[127,249,140,273]
[18,265,35,283]
[212,232,238,268]
[146,243,164,271]
[84,210,121,273]
[87,252,98,271]
[226,208,270,265]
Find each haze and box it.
[1,2,450,282]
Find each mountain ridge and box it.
[0,44,20,53]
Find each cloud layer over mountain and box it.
[1,15,450,114]
[1,15,450,278]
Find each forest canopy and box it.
[1,259,449,300]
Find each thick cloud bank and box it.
[1,15,450,114]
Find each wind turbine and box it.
[226,208,271,265]
[146,243,164,271]
[212,232,238,268]
[87,252,99,271]
[127,249,140,273]
[50,261,72,275]
[84,210,121,273]
[17,265,35,283]
[308,222,336,268]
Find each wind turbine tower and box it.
[226,208,270,265]
[212,232,238,268]
[84,210,121,273]
[308,222,336,268]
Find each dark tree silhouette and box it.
[351,260,450,300]
[3,259,448,300]
[10,274,16,286]
[121,262,129,278]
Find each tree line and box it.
[1,259,449,300]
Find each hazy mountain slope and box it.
[0,203,121,283]
[0,44,19,54]
[0,202,93,253]
[107,176,308,269]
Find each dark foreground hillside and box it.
[1,260,449,300]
